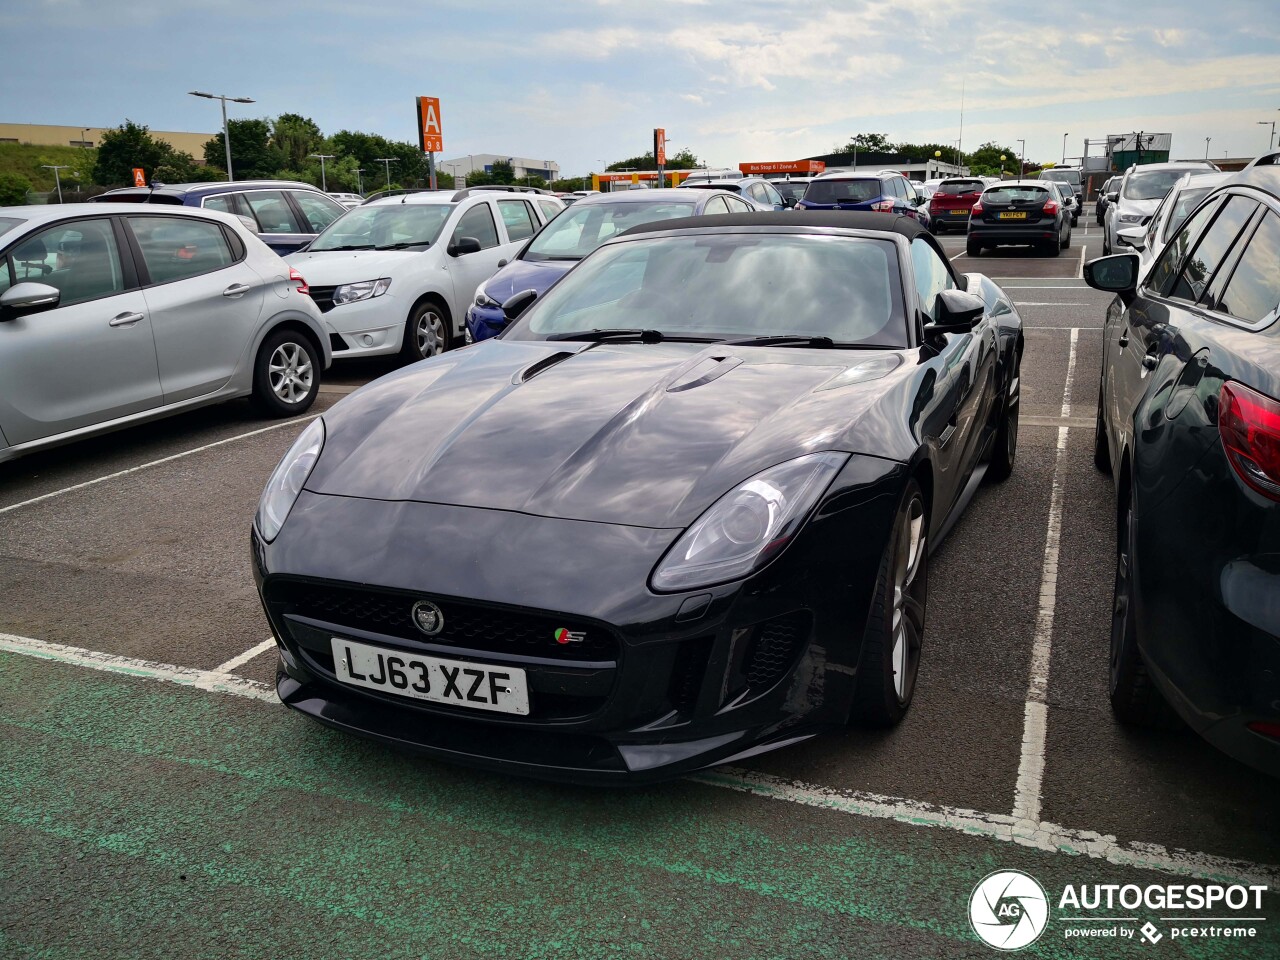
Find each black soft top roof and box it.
[620,210,934,241]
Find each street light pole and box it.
[309,153,335,192]
[1062,132,1068,166]
[1017,139,1026,178]
[1205,137,1212,160]
[41,165,70,203]
[374,158,396,190]
[188,91,255,182]
[355,168,365,194]
[1257,120,1277,152]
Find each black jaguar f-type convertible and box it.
[252,212,1024,784]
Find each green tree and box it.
[831,132,894,154]
[203,118,275,179]
[270,113,323,170]
[965,141,1021,177]
[896,141,961,163]
[0,173,31,205]
[94,120,186,187]
[606,147,700,171]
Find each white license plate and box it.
[331,637,529,715]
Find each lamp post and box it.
[374,158,396,190]
[80,127,89,149]
[1016,139,1026,178]
[188,91,255,182]
[1000,155,1007,179]
[1062,132,1069,166]
[1257,120,1277,152]
[41,164,70,204]
[355,168,365,194]
[309,153,335,192]
[1205,137,1212,160]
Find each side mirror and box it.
[1107,192,1119,203]
[923,289,985,337]
[501,288,538,323]
[496,258,508,268]
[0,282,61,319]
[782,197,797,209]
[1117,228,1146,251]
[1083,254,1139,303]
[448,236,483,257]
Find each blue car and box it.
[797,171,932,230]
[91,180,348,255]
[465,188,730,343]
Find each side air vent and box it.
[514,351,577,384]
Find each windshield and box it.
[524,200,697,261]
[1039,170,1081,185]
[507,233,905,347]
[1123,169,1200,202]
[937,180,984,196]
[802,179,881,204]
[308,204,452,251]
[0,217,24,239]
[1163,186,1214,241]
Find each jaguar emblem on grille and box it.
[411,600,445,636]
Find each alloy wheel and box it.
[268,341,314,405]
[891,497,927,703]
[415,308,446,358]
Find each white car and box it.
[1103,160,1219,255]
[1115,171,1228,275]
[286,189,563,361]
[328,193,365,208]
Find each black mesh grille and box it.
[265,579,618,661]
[744,612,809,691]
[307,285,337,313]
[667,636,712,716]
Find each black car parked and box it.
[1096,176,1120,226]
[252,212,1024,784]
[1085,158,1280,777]
[967,180,1071,256]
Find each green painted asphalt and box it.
[1,652,1274,959]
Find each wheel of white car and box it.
[401,300,451,363]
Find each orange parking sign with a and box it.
[417,97,443,153]
[132,168,146,187]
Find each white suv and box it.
[286,188,563,362]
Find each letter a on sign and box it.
[417,97,443,154]
[132,167,146,187]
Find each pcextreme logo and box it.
[968,870,1269,950]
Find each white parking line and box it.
[0,415,317,517]
[1078,244,1087,279]
[215,637,278,674]
[1012,328,1079,829]
[4,629,1275,886]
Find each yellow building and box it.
[0,123,215,158]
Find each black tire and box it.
[853,480,928,727]
[1061,228,1072,250]
[1109,492,1181,728]
[251,329,320,417]
[966,238,981,257]
[986,352,1020,482]
[1093,385,1112,474]
[1103,234,1111,256]
[401,299,452,363]
[1072,215,1079,227]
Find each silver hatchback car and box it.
[0,204,330,465]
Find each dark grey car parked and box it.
[967,180,1071,257]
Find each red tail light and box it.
[971,201,984,216]
[288,267,309,296]
[1043,200,1060,215]
[871,199,895,212]
[1248,720,1280,741]
[1219,382,1280,500]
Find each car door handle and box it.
[222,283,251,298]
[108,312,144,327]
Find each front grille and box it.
[265,579,618,661]
[307,285,337,313]
[744,612,809,691]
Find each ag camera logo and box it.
[970,870,1049,950]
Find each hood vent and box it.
[665,356,743,393]
[513,350,578,384]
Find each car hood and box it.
[284,248,426,283]
[480,258,574,302]
[306,339,909,528]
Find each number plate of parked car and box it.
[999,211,1028,219]
[331,638,530,714]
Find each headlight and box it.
[1118,213,1144,224]
[650,452,848,592]
[474,290,500,308]
[333,278,391,305]
[255,417,325,543]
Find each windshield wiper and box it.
[375,240,431,250]
[722,335,836,348]
[547,328,667,343]
[317,244,375,251]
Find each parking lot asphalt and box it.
[2,213,1278,958]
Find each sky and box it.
[6,0,1280,176]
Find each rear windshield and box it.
[802,179,881,204]
[773,181,808,201]
[984,186,1049,203]
[525,199,697,261]
[937,180,984,196]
